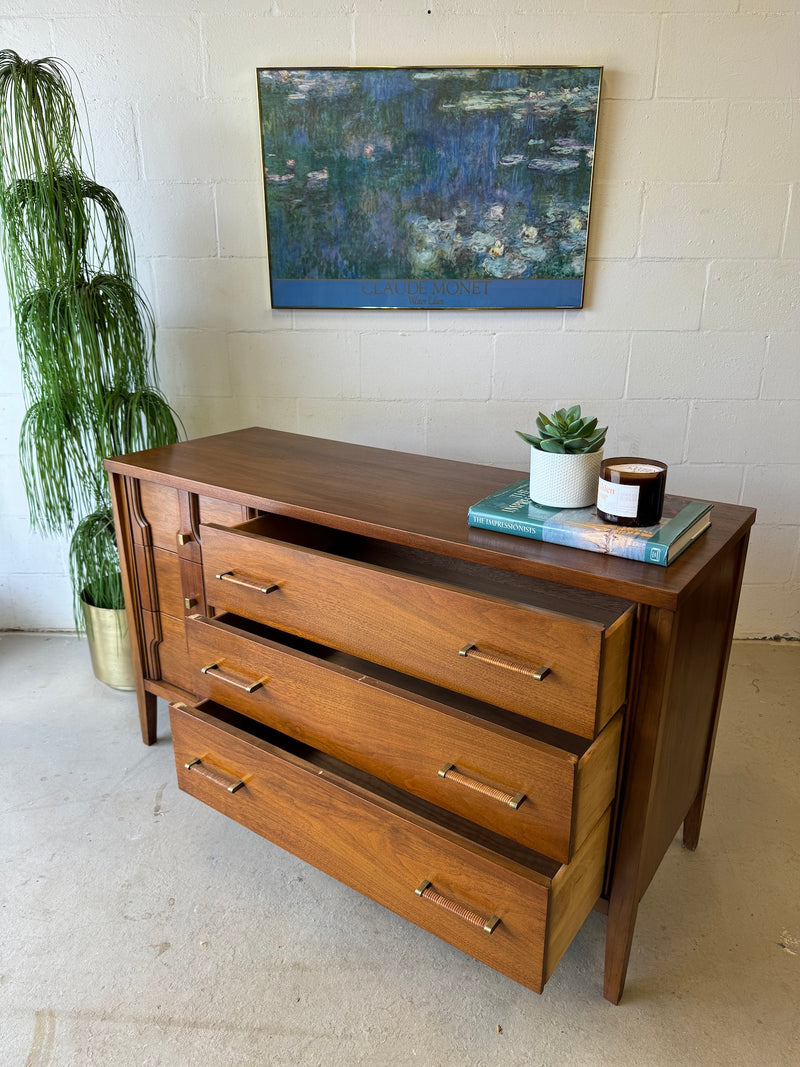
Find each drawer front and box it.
[134,544,205,621]
[132,480,181,552]
[201,524,630,739]
[142,611,194,693]
[186,615,622,862]
[199,497,249,528]
[171,701,611,992]
[134,545,183,618]
[129,479,249,554]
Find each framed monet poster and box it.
[256,66,602,310]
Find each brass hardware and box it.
[215,571,279,595]
[201,662,266,694]
[184,596,198,610]
[184,757,244,793]
[177,532,192,546]
[415,880,500,934]
[459,643,551,682]
[438,763,525,810]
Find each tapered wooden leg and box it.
[139,690,158,745]
[601,604,669,1004]
[604,892,639,1004]
[682,789,705,851]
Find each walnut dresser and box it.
[104,427,755,1003]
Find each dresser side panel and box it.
[640,542,747,889]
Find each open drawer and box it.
[185,612,622,864]
[171,699,612,994]
[200,514,634,739]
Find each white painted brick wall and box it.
[657,13,800,99]
[627,333,765,400]
[1,1,798,636]
[640,184,787,259]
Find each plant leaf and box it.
[539,437,566,453]
[565,404,581,423]
[515,430,542,449]
[0,50,182,629]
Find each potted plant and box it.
[516,405,607,508]
[0,51,181,687]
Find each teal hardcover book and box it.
[468,479,713,566]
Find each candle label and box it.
[597,476,640,518]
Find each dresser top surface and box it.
[105,427,755,610]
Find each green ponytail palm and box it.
[0,50,181,626]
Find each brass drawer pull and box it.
[459,643,551,682]
[201,662,266,693]
[415,880,500,934]
[184,757,245,793]
[438,763,526,810]
[215,570,279,595]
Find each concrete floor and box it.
[1,636,798,1067]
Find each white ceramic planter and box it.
[529,448,604,509]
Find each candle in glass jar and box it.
[597,457,667,526]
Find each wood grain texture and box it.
[104,429,756,1002]
[185,613,620,862]
[177,491,202,565]
[199,495,249,529]
[597,609,636,733]
[136,479,181,552]
[134,546,183,619]
[170,701,611,994]
[108,472,156,744]
[545,809,611,982]
[105,427,756,611]
[200,521,630,739]
[179,557,205,617]
[640,542,748,887]
[603,604,674,1004]
[143,610,194,693]
[572,714,623,856]
[683,532,751,851]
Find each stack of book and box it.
[468,478,713,567]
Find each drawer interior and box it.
[213,612,593,757]
[228,513,633,628]
[192,698,562,879]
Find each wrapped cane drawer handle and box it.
[438,763,526,810]
[415,880,500,934]
[459,643,551,682]
[215,571,278,595]
[184,758,245,794]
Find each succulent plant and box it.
[516,405,607,454]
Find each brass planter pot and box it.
[81,597,136,691]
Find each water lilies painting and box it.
[257,66,602,309]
